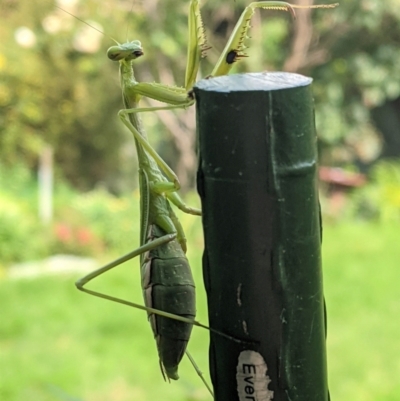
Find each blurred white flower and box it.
[73,21,103,53]
[14,27,37,48]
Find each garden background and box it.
[1,1,400,400]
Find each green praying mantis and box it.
[74,0,338,393]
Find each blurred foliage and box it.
[0,163,48,264]
[0,0,131,192]
[312,0,400,165]
[349,160,400,221]
[0,162,138,266]
[319,159,400,223]
[1,0,400,192]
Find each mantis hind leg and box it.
[75,232,222,333]
[186,350,214,397]
[75,234,242,339]
[76,233,200,325]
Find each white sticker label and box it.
[236,350,274,401]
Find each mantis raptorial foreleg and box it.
[107,1,338,111]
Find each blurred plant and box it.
[0,162,144,265]
[50,208,104,257]
[349,159,400,222]
[70,188,141,255]
[0,0,129,192]
[0,201,48,266]
[0,163,46,265]
[312,1,400,165]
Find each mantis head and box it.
[107,40,143,62]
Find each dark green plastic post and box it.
[194,72,328,401]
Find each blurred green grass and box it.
[1,221,399,401]
[323,222,400,401]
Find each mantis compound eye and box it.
[107,46,124,60]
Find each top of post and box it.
[195,71,312,92]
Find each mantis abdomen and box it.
[142,224,196,380]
